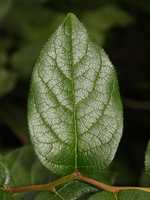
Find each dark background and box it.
[0,0,150,187]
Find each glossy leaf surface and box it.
[28,13,123,175]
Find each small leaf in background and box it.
[145,140,150,179]
[0,69,18,98]
[9,2,66,42]
[28,13,123,176]
[82,4,134,45]
[0,190,12,200]
[4,145,60,200]
[35,191,61,200]
[88,191,116,200]
[35,179,97,200]
[117,189,150,199]
[12,42,44,78]
[0,154,9,186]
[88,189,150,200]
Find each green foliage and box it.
[28,13,123,176]
[88,191,116,200]
[117,189,150,200]
[1,145,98,200]
[0,0,134,103]
[0,1,150,199]
[82,4,134,44]
[88,189,150,199]
[0,145,99,200]
[4,145,60,200]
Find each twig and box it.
[3,170,150,194]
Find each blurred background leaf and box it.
[0,69,17,98]
[82,4,134,45]
[0,0,13,20]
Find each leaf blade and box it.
[28,13,123,175]
[4,145,60,200]
[118,189,150,200]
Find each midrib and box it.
[68,18,78,171]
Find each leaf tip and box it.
[65,13,79,21]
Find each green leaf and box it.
[35,179,97,200]
[0,190,12,200]
[4,145,60,200]
[28,13,123,176]
[88,190,150,200]
[88,191,116,200]
[0,154,9,186]
[117,189,150,199]
[145,140,150,179]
